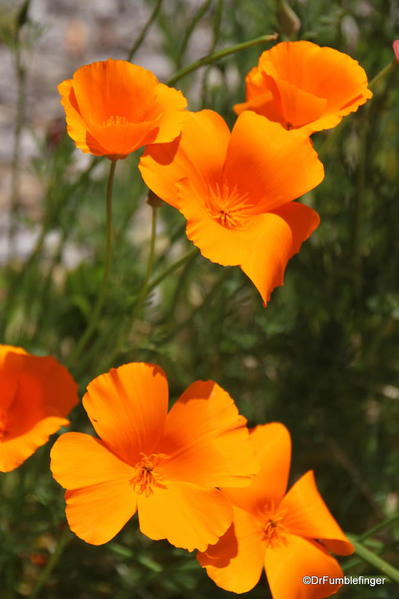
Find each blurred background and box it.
[0,0,398,597]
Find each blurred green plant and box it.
[1,0,399,598]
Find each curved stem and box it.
[29,530,72,599]
[148,247,198,293]
[358,513,399,542]
[369,59,397,89]
[347,535,399,584]
[8,40,26,258]
[69,160,117,365]
[127,0,163,61]
[167,33,278,85]
[176,0,213,69]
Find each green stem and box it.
[369,59,397,89]
[167,33,278,85]
[358,513,399,542]
[29,530,72,599]
[8,41,26,257]
[147,247,198,293]
[176,0,213,68]
[69,160,117,365]
[347,535,399,584]
[127,0,163,61]
[165,269,229,341]
[131,204,159,320]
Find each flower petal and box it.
[223,111,324,212]
[269,76,328,129]
[281,471,354,556]
[58,80,94,154]
[65,480,137,545]
[72,59,157,124]
[0,348,78,472]
[150,82,188,144]
[137,480,232,551]
[1,416,69,473]
[198,505,265,593]
[83,362,168,466]
[265,533,344,599]
[222,423,291,515]
[139,109,230,208]
[271,202,320,256]
[240,202,319,304]
[158,380,257,487]
[50,432,135,490]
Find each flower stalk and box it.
[167,33,278,85]
[347,535,399,584]
[69,159,117,365]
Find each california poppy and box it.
[58,59,187,160]
[50,362,257,551]
[234,41,372,134]
[139,110,324,305]
[0,345,78,472]
[198,423,354,599]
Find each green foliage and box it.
[1,0,399,597]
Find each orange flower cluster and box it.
[0,39,372,599]
[198,423,354,597]
[58,41,371,304]
[47,362,353,599]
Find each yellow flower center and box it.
[206,183,252,230]
[259,504,287,548]
[130,453,167,497]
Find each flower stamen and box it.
[130,452,167,497]
[259,503,287,548]
[206,183,252,230]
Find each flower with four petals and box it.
[198,423,354,599]
[234,41,372,134]
[139,109,324,305]
[50,362,258,551]
[58,58,187,160]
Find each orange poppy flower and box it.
[198,423,354,599]
[50,362,257,550]
[58,59,187,160]
[139,109,323,305]
[0,345,78,472]
[234,41,372,134]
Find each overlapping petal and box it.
[223,111,324,212]
[83,362,168,466]
[50,432,135,489]
[222,423,291,514]
[198,505,265,593]
[139,110,230,207]
[158,380,257,487]
[59,59,187,158]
